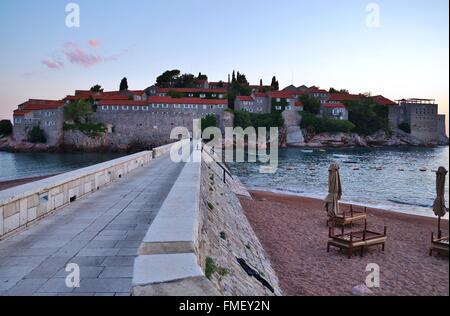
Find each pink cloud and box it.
[88,39,101,48]
[63,42,108,67]
[42,58,64,69]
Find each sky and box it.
[0,0,448,133]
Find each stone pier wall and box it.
[132,144,282,296]
[0,151,153,240]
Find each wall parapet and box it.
[0,151,153,239]
[132,142,219,296]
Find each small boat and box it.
[353,167,360,171]
[319,149,326,152]
[398,168,405,172]
[420,168,427,172]
[301,150,314,153]
[376,167,383,171]
[333,154,349,159]
[344,161,358,164]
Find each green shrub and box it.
[64,122,106,137]
[27,126,47,143]
[300,112,355,134]
[398,123,411,134]
[234,110,284,130]
[201,115,217,132]
[0,120,13,136]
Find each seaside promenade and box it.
[0,153,185,296]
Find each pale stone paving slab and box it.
[0,154,185,296]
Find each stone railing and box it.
[153,140,181,159]
[132,142,219,296]
[0,151,153,240]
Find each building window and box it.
[218,94,224,99]
[276,98,281,102]
[285,106,292,110]
[102,106,109,110]
[14,118,22,124]
[200,94,206,98]
[122,106,129,110]
[275,106,282,110]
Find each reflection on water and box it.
[0,152,124,182]
[229,146,450,218]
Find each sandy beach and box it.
[240,191,449,296]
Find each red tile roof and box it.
[20,100,64,111]
[148,96,227,105]
[373,95,397,106]
[323,102,346,109]
[295,101,304,107]
[328,93,361,102]
[13,110,31,116]
[268,90,299,98]
[156,87,227,94]
[99,100,148,106]
[236,96,254,102]
[253,92,268,98]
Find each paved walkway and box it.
[0,154,185,296]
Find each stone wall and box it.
[132,143,282,296]
[0,151,153,240]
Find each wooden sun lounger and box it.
[328,205,368,227]
[327,222,387,258]
[429,233,449,257]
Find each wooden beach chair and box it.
[327,220,387,258]
[327,205,368,227]
[429,233,449,257]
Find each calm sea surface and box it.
[229,146,449,218]
[0,152,124,182]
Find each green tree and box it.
[299,94,321,115]
[345,97,388,135]
[64,100,93,124]
[197,72,208,81]
[271,76,279,90]
[119,77,128,91]
[398,123,411,134]
[0,120,13,136]
[27,126,47,143]
[201,115,217,132]
[156,70,181,87]
[90,84,104,93]
[168,90,184,98]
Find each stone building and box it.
[388,98,441,144]
[234,91,303,114]
[12,100,64,146]
[94,96,228,146]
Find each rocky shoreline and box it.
[282,128,449,148]
[1,128,448,153]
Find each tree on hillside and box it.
[345,97,388,135]
[27,126,46,143]
[271,76,279,90]
[197,72,208,81]
[119,77,128,91]
[90,84,104,93]
[260,79,263,87]
[0,120,12,136]
[231,70,236,83]
[299,94,321,115]
[156,70,181,87]
[64,100,93,124]
[176,73,196,88]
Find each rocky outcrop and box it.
[62,130,117,152]
[0,136,57,152]
[302,129,439,148]
[282,111,305,147]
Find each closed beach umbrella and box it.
[432,166,448,237]
[325,163,342,218]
